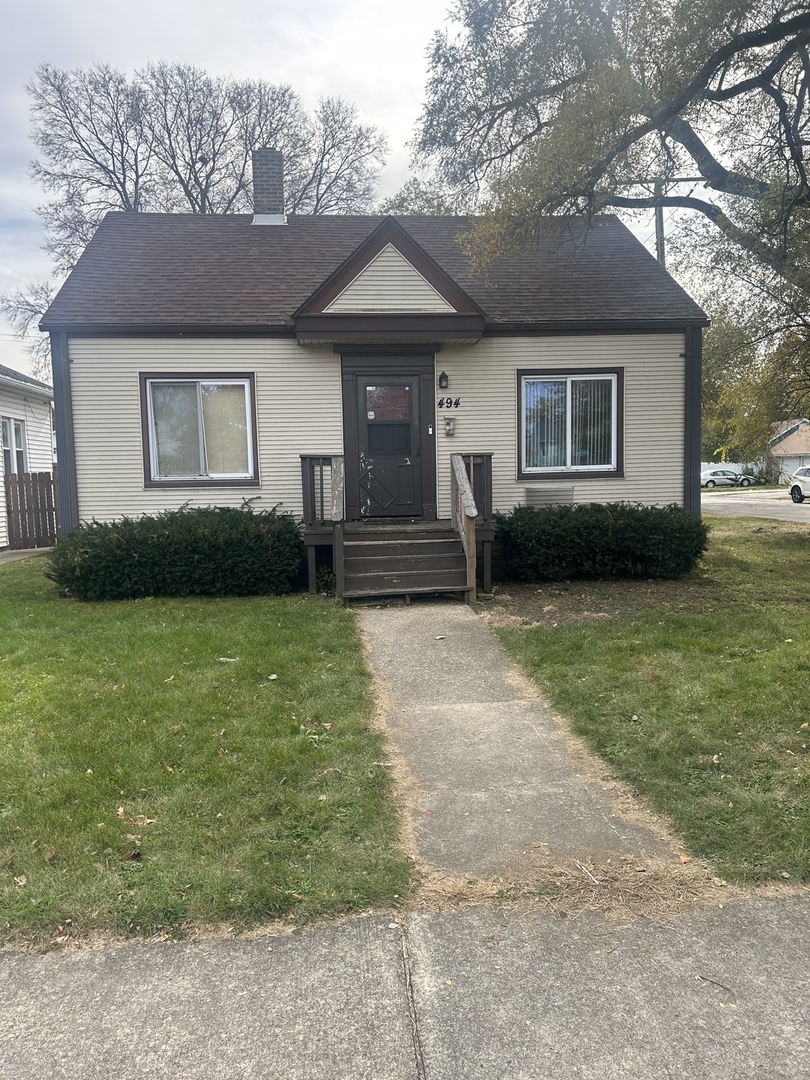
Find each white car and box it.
[788,467,810,503]
[701,468,756,488]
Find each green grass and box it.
[491,518,810,885]
[0,558,410,942]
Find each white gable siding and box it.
[67,338,342,523]
[433,334,686,518]
[324,244,456,313]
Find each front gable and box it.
[324,244,456,313]
[294,217,485,345]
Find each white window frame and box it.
[143,377,256,484]
[2,417,26,475]
[520,372,619,476]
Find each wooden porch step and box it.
[345,553,466,575]
[342,567,470,597]
[344,538,463,559]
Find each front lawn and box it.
[489,518,810,884]
[0,558,410,943]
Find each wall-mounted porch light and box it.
[438,371,449,389]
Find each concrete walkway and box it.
[358,603,669,876]
[0,547,51,564]
[2,600,808,1079]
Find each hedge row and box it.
[47,506,304,601]
[494,502,709,581]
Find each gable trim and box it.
[294,217,485,318]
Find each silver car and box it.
[788,467,810,503]
[701,468,756,488]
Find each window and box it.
[519,370,622,477]
[2,417,26,475]
[141,375,258,485]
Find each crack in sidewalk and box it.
[398,921,427,1080]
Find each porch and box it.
[301,453,494,602]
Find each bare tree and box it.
[0,282,56,378]
[289,97,388,214]
[4,62,389,369]
[28,63,152,274]
[139,63,310,214]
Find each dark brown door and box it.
[356,377,422,517]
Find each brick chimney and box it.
[252,148,286,224]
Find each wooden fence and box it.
[4,470,58,549]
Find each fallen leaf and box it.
[781,871,791,879]
[131,815,155,826]
[267,674,278,681]
[119,850,142,862]
[85,768,93,775]
[679,854,692,864]
[125,834,141,844]
[116,807,125,819]
[44,849,56,863]
[13,875,27,887]
[321,723,332,731]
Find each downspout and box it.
[683,326,702,515]
[50,332,79,533]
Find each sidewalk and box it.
[1,600,808,1080]
[0,547,51,564]
[357,602,670,876]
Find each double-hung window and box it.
[2,417,26,475]
[519,370,621,477]
[142,375,257,485]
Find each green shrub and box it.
[494,502,709,581]
[47,506,304,601]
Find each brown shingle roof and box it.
[40,212,707,332]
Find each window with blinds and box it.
[145,378,255,482]
[521,373,618,474]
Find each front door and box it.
[357,376,421,517]
[342,357,436,521]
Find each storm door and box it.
[342,356,437,522]
[356,377,422,517]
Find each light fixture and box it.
[438,371,449,389]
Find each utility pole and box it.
[654,178,666,268]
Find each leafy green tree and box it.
[416,0,810,282]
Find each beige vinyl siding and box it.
[324,244,456,313]
[433,334,686,517]
[68,338,342,523]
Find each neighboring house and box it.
[0,364,54,549]
[768,418,810,482]
[40,149,707,598]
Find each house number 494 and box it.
[437,397,461,408]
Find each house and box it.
[0,364,54,549]
[40,149,707,599]
[768,419,810,482]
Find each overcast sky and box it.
[0,0,661,377]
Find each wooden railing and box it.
[461,453,493,522]
[450,453,478,603]
[300,455,345,526]
[4,470,58,550]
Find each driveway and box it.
[702,487,810,522]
